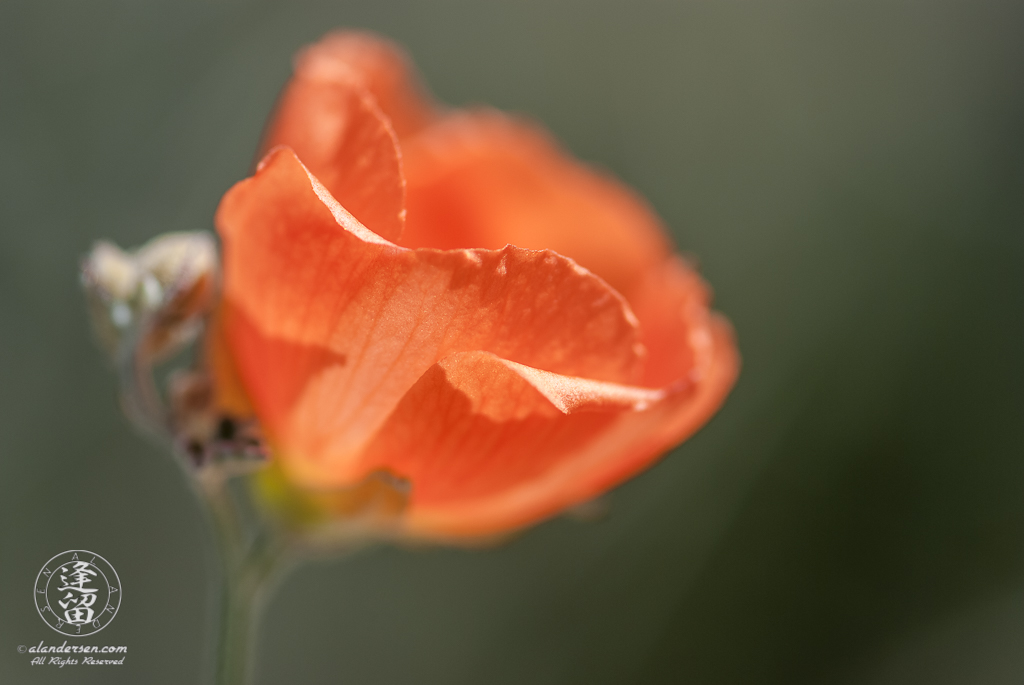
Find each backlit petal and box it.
[215,147,644,487]
[355,316,737,538]
[399,110,671,296]
[259,33,432,241]
[205,304,254,417]
[290,30,436,138]
[630,256,721,388]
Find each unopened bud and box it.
[81,231,218,361]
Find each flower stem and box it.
[202,473,290,685]
[216,543,279,685]
[216,564,259,685]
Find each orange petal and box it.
[259,32,433,242]
[290,31,436,139]
[215,147,644,488]
[356,316,737,538]
[399,110,671,297]
[204,303,254,417]
[630,256,721,388]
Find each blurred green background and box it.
[1,1,1022,683]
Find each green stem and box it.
[216,543,279,685]
[217,564,259,685]
[202,473,290,685]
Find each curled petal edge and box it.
[354,316,738,539]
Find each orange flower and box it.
[210,31,739,539]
